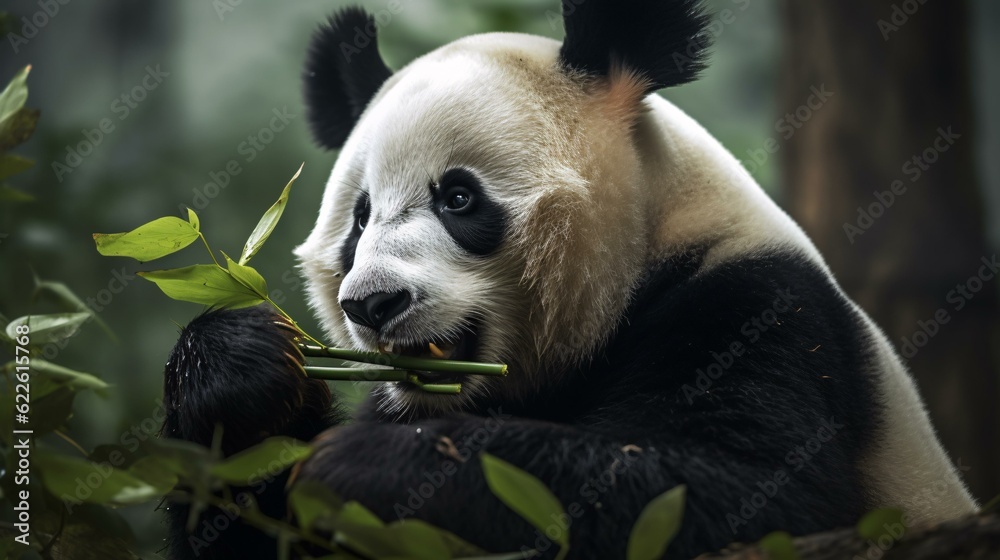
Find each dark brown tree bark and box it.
[779,0,1000,501]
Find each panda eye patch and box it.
[433,169,481,214]
[339,192,370,274]
[354,194,370,231]
[431,168,507,255]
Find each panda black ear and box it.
[558,0,712,92]
[304,7,393,150]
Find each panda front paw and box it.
[161,305,336,456]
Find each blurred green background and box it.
[1,0,998,556]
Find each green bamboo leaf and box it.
[138,264,266,309]
[186,207,200,231]
[35,449,164,505]
[437,528,489,557]
[0,65,30,126]
[33,279,116,341]
[0,184,34,202]
[5,312,91,344]
[480,453,569,549]
[757,531,800,560]
[239,163,303,265]
[338,501,384,527]
[140,438,220,528]
[89,444,140,470]
[223,253,268,297]
[142,437,216,479]
[0,107,40,151]
[6,369,63,400]
[127,456,179,493]
[94,216,200,262]
[856,508,905,540]
[381,520,451,560]
[0,154,33,180]
[209,437,312,484]
[328,502,389,557]
[289,480,343,532]
[626,485,686,560]
[31,359,110,390]
[331,512,456,560]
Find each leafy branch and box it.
[93,164,323,346]
[91,163,507,394]
[0,65,40,202]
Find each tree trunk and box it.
[779,0,1000,501]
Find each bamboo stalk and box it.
[303,366,463,395]
[303,366,409,382]
[406,374,462,394]
[298,345,507,377]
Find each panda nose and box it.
[340,291,412,331]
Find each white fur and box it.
[295,32,976,517]
[631,91,976,522]
[853,309,978,521]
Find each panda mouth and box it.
[378,324,480,385]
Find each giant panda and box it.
[160,1,977,558]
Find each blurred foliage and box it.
[0,0,997,556]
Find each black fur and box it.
[304,6,393,149]
[161,5,876,557]
[431,168,508,255]
[339,192,369,274]
[161,306,343,560]
[559,0,713,91]
[162,251,882,559]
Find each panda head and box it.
[295,2,711,411]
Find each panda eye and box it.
[445,188,473,213]
[353,195,370,231]
[432,168,506,254]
